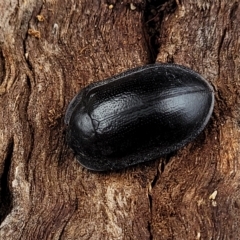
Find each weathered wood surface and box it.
[0,0,239,239]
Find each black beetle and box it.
[65,63,214,171]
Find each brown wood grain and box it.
[0,0,239,239]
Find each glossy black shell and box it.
[65,63,214,171]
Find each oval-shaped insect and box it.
[65,63,214,171]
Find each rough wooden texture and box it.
[0,0,239,239]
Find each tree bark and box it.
[0,0,239,239]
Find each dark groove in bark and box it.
[151,164,161,188]
[147,220,153,240]
[229,2,238,21]
[0,138,14,223]
[143,0,177,62]
[147,187,153,240]
[217,28,226,76]
[23,34,33,73]
[23,20,35,180]
[0,48,5,86]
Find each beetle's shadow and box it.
[85,151,177,176]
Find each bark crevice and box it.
[0,49,5,86]
[0,138,14,224]
[144,0,177,62]
[0,0,240,239]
